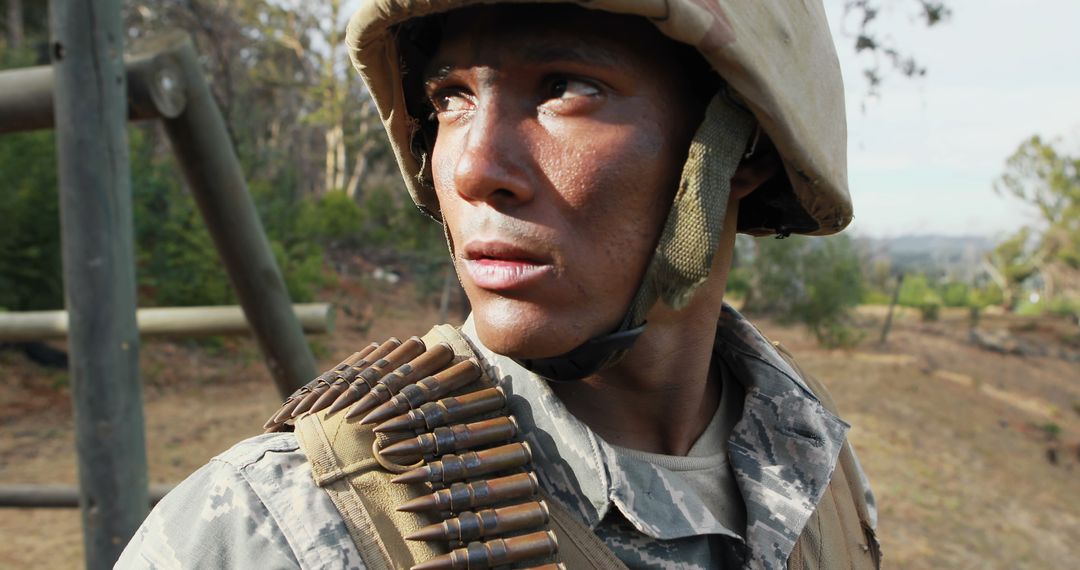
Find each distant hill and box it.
[858,234,995,280]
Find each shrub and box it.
[941,281,971,307]
[919,301,941,322]
[743,234,865,348]
[294,191,366,247]
[0,131,63,311]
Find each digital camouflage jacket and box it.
[117,305,878,569]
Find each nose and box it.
[449,102,536,207]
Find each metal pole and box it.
[49,0,147,567]
[879,273,905,345]
[150,31,317,396]
[0,50,185,134]
[0,484,174,509]
[0,303,335,341]
[0,33,315,395]
[0,65,54,133]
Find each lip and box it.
[461,240,554,292]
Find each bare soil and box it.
[1,280,1078,569]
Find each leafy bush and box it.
[941,281,971,307]
[969,283,1005,309]
[742,234,865,348]
[919,302,941,322]
[861,289,892,305]
[358,184,445,254]
[897,273,943,321]
[271,241,328,303]
[293,191,366,247]
[0,131,63,311]
[131,127,235,306]
[1046,296,1080,319]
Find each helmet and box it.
[345,0,851,379]
[346,0,851,237]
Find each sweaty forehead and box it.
[426,4,674,77]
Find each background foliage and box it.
[1,0,1077,347]
[0,0,446,314]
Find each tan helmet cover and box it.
[346,0,852,237]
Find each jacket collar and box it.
[461,304,849,569]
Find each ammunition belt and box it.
[264,330,564,570]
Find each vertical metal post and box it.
[49,0,148,567]
[879,273,905,345]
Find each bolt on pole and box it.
[49,0,149,567]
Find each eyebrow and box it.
[422,41,622,87]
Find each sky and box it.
[822,0,1080,239]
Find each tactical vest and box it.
[264,324,881,569]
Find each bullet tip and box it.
[397,495,431,513]
[351,394,380,416]
[404,524,441,541]
[379,440,415,457]
[410,555,451,570]
[360,402,399,426]
[391,467,429,485]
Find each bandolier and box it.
[264,324,630,570]
[262,321,880,569]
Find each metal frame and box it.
[1,19,320,568]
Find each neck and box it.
[548,292,727,456]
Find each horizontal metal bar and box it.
[0,303,334,341]
[0,484,174,508]
[0,46,187,134]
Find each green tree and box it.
[992,136,1080,310]
[743,235,865,347]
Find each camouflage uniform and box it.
[117,305,875,569]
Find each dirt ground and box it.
[1,277,1078,569]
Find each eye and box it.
[548,77,600,101]
[429,88,473,118]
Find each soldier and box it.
[119,1,879,569]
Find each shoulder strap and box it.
[295,401,439,569]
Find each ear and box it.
[730,139,781,201]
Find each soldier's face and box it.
[427,5,704,358]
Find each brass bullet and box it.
[267,392,305,425]
[262,422,287,434]
[352,343,455,417]
[391,442,532,485]
[397,472,539,513]
[405,500,549,542]
[350,342,382,364]
[341,337,422,399]
[290,382,331,417]
[373,387,507,433]
[358,359,482,424]
[303,342,380,413]
[520,564,566,570]
[409,530,557,570]
[336,337,426,418]
[308,381,347,414]
[381,416,518,458]
[326,337,404,413]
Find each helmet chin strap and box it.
[511,95,756,382]
[513,321,648,382]
[512,283,654,382]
